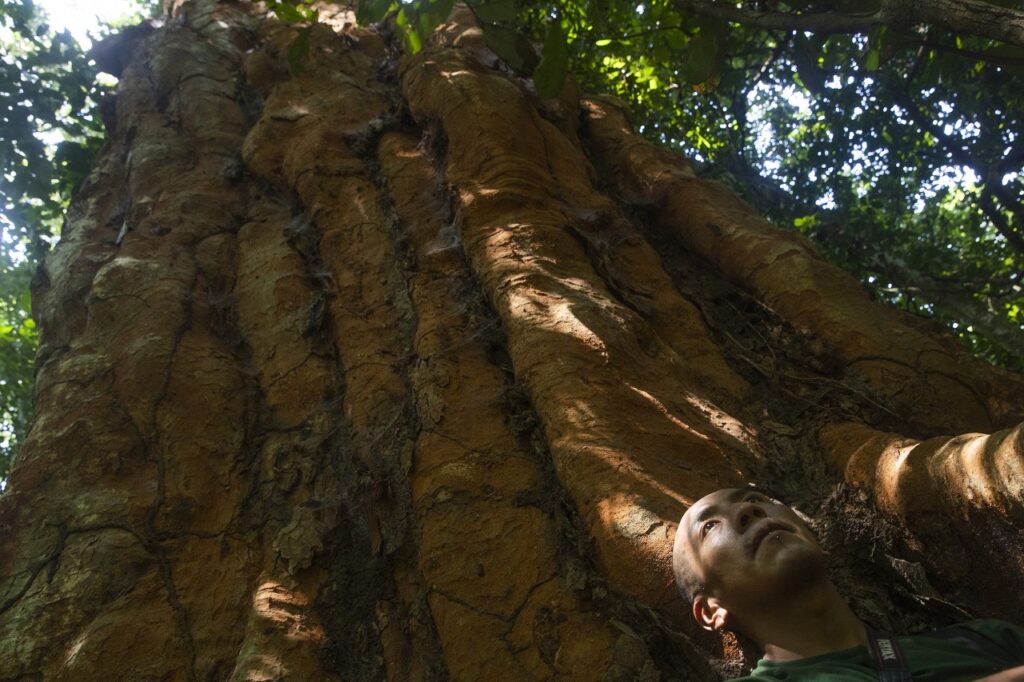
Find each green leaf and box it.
[864,25,885,71]
[431,0,457,19]
[864,47,880,71]
[533,23,569,98]
[984,44,1024,74]
[406,24,424,54]
[472,0,518,23]
[396,7,410,29]
[356,0,395,25]
[271,1,305,23]
[684,18,727,89]
[595,38,612,47]
[287,26,312,73]
[665,28,688,50]
[792,34,825,96]
[281,2,318,23]
[482,23,538,74]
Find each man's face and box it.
[673,488,826,629]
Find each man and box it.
[672,487,1024,681]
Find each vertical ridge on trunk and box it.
[0,2,1021,680]
[402,7,768,623]
[581,96,1024,436]
[2,3,258,677]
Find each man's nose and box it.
[735,503,766,530]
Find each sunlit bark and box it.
[0,2,1021,680]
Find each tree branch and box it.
[913,0,1024,51]
[673,0,880,35]
[889,85,980,171]
[711,149,1024,348]
[898,92,1024,254]
[874,254,1024,357]
[674,0,1024,49]
[916,36,1024,68]
[978,183,1024,251]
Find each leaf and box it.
[864,47,880,71]
[684,18,727,89]
[269,0,319,22]
[792,34,825,96]
[271,1,305,23]
[406,24,424,54]
[287,26,312,74]
[665,28,688,50]
[984,44,1024,74]
[533,23,568,98]
[482,23,538,74]
[405,0,453,51]
[430,0,457,20]
[472,0,518,23]
[864,25,885,71]
[356,0,395,26]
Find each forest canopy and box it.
[1,0,1022,481]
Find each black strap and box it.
[921,624,1020,666]
[866,628,913,682]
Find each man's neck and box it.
[748,582,868,662]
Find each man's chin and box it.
[758,539,829,588]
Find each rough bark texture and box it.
[1,2,1022,680]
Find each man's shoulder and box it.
[931,618,1023,633]
[949,618,1024,639]
[917,618,1024,661]
[730,619,1024,681]
[731,646,874,681]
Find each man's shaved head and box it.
[672,488,826,634]
[672,508,706,605]
[672,489,760,605]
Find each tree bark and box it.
[1,2,1022,680]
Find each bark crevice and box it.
[2,3,1022,680]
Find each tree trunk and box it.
[1,2,1022,680]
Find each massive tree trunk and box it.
[1,2,1022,679]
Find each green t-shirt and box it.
[735,619,1024,681]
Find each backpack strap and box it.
[920,624,1020,666]
[866,628,913,682]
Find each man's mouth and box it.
[749,521,793,555]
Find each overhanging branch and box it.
[673,0,880,35]
[674,0,1024,49]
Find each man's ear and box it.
[692,594,730,632]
